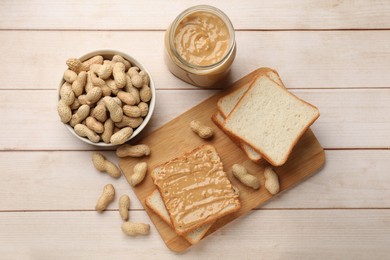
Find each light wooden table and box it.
[1,1,389,259]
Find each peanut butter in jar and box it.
[164,5,236,88]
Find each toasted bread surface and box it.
[224,75,319,166]
[151,145,240,235]
[215,68,285,163]
[145,189,213,244]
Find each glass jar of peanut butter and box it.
[164,5,236,88]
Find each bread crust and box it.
[151,145,240,235]
[223,76,320,166]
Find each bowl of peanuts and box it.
[57,50,156,146]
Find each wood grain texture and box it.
[0,88,389,150]
[0,1,389,257]
[118,70,325,251]
[0,210,389,259]
[1,31,390,90]
[1,0,390,30]
[0,89,216,150]
[1,150,389,211]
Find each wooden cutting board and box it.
[119,69,325,252]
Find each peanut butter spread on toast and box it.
[151,145,240,234]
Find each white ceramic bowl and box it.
[58,50,156,147]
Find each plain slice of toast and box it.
[217,81,252,118]
[217,68,284,119]
[213,68,285,163]
[145,189,213,245]
[151,145,240,235]
[224,75,320,166]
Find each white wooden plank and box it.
[0,89,216,150]
[1,30,390,90]
[300,89,390,149]
[0,210,389,259]
[0,150,389,211]
[236,30,390,90]
[261,150,390,209]
[0,31,390,89]
[1,0,390,30]
[0,89,389,150]
[0,151,138,211]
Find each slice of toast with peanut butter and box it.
[145,189,214,244]
[151,145,240,235]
